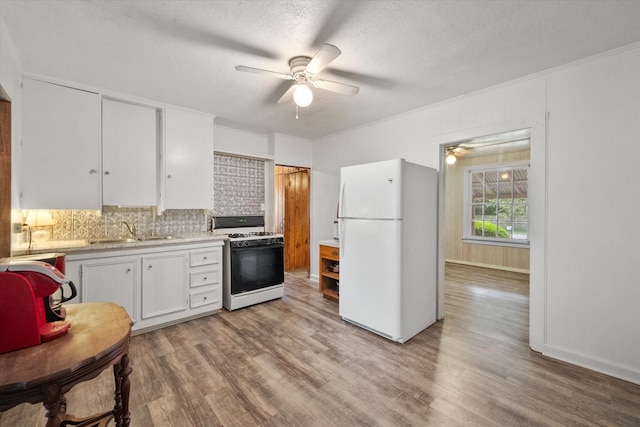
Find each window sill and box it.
[462,238,530,248]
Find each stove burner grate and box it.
[226,231,276,239]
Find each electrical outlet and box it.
[12,222,23,233]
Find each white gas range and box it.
[213,216,284,311]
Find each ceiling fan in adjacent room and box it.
[445,146,468,164]
[235,43,359,115]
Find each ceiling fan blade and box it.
[323,68,398,89]
[306,44,341,75]
[277,84,297,104]
[235,65,293,80]
[313,79,359,96]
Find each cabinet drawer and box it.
[320,245,340,260]
[190,287,221,309]
[190,249,220,267]
[190,267,221,288]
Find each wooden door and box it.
[0,99,11,257]
[275,166,310,273]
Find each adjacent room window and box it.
[463,161,529,246]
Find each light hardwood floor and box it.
[2,264,639,426]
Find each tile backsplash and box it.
[45,207,207,240]
[213,153,265,217]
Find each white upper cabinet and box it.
[21,78,101,209]
[163,108,214,210]
[102,98,159,206]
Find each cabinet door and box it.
[102,99,159,206]
[141,253,188,319]
[164,108,214,209]
[21,78,101,209]
[81,258,139,323]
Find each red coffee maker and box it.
[0,253,77,354]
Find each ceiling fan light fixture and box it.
[446,148,457,165]
[293,84,313,107]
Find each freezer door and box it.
[339,218,402,340]
[339,159,402,220]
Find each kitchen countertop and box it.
[12,232,228,256]
[319,239,339,248]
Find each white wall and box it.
[311,44,640,385]
[213,124,272,159]
[0,14,23,251]
[271,132,312,168]
[544,47,640,381]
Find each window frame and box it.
[462,160,530,247]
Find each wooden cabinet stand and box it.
[319,244,340,302]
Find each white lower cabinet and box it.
[188,248,222,310]
[82,258,139,323]
[141,253,188,319]
[65,241,223,332]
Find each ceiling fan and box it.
[235,43,359,109]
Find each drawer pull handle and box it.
[203,277,207,280]
[204,296,207,300]
[126,268,131,273]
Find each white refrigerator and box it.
[338,158,438,343]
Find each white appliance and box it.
[213,216,284,311]
[338,158,438,343]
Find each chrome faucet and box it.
[122,221,137,237]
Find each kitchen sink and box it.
[87,237,137,244]
[136,235,180,241]
[87,235,181,245]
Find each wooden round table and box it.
[0,302,132,427]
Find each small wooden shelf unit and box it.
[319,244,340,302]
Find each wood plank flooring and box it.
[2,263,639,426]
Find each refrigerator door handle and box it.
[338,181,346,255]
[339,219,345,256]
[338,180,345,218]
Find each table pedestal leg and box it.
[113,353,132,427]
[43,383,65,427]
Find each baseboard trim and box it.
[444,259,529,274]
[543,343,640,386]
[309,273,319,282]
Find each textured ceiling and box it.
[2,1,640,140]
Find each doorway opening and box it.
[275,165,310,276]
[0,89,11,258]
[439,126,534,342]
